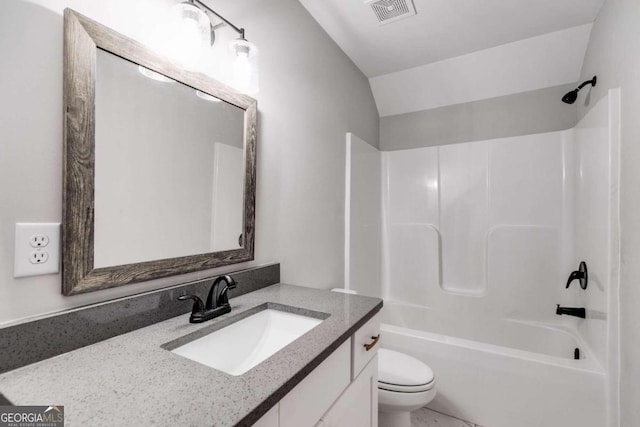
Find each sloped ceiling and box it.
[371,24,593,116]
[298,0,604,77]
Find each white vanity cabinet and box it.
[280,341,351,427]
[253,405,279,427]
[253,313,380,427]
[316,354,378,427]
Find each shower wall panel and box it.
[571,91,619,370]
[387,224,440,305]
[386,147,439,225]
[383,131,570,322]
[439,142,489,295]
[345,133,382,298]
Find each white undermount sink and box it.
[171,308,324,376]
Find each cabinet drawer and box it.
[351,313,380,380]
[280,340,350,427]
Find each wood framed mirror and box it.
[62,9,257,295]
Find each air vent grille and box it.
[365,0,417,24]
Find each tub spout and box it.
[555,304,586,318]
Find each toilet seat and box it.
[378,380,435,393]
[377,348,435,393]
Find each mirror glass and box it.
[93,49,245,268]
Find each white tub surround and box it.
[345,89,620,427]
[345,133,382,298]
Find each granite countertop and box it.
[0,284,382,426]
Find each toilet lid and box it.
[378,348,434,389]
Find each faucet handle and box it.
[178,295,205,315]
[566,261,588,289]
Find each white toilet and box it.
[329,289,436,426]
[377,348,436,427]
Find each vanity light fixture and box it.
[138,0,259,95]
[228,36,259,95]
[181,0,259,95]
[137,1,211,80]
[169,1,212,68]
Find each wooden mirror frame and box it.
[62,9,257,295]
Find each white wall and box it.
[0,0,379,325]
[370,24,592,117]
[577,1,640,425]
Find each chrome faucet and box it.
[178,275,237,323]
[555,304,586,318]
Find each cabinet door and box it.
[318,354,378,427]
[280,340,351,427]
[253,404,279,427]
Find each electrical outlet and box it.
[30,234,50,248]
[14,223,61,278]
[29,250,49,264]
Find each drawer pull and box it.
[363,334,380,351]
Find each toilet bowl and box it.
[378,348,436,427]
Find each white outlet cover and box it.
[14,223,61,278]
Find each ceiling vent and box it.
[365,0,417,25]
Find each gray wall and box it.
[0,0,379,324]
[578,1,640,426]
[380,84,578,150]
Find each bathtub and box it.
[380,301,607,427]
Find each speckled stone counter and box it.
[0,284,382,427]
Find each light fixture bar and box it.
[189,0,246,39]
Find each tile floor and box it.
[411,407,483,427]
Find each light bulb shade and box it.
[228,38,259,95]
[165,2,212,68]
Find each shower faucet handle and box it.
[566,261,588,290]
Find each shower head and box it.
[562,89,579,104]
[562,76,597,104]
